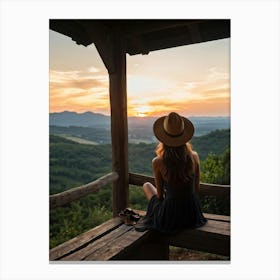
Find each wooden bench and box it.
[50,211,230,261]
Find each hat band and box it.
[164,129,184,138]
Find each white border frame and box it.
[1,1,279,279]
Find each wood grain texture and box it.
[49,217,122,260]
[81,21,116,74]
[85,228,151,260]
[168,228,230,256]
[109,32,129,217]
[132,209,230,257]
[61,224,133,261]
[49,172,118,209]
[203,213,230,222]
[167,219,230,256]
[199,182,230,197]
[129,172,155,186]
[199,220,230,236]
[132,209,230,222]
[50,213,230,260]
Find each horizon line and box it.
[49,110,230,118]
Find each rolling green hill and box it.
[49,129,230,248]
[191,129,230,160]
[50,129,230,194]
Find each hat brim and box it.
[153,116,194,147]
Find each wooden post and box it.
[109,32,129,217]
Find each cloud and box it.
[50,68,110,113]
[50,70,108,89]
[50,65,230,116]
[88,66,100,73]
[202,87,230,98]
[175,67,230,101]
[128,69,230,116]
[207,67,229,81]
[127,75,173,96]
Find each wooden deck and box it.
[50,173,230,261]
[50,216,153,261]
[50,211,230,261]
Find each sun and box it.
[136,112,147,117]
[134,105,151,117]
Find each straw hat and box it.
[153,112,194,147]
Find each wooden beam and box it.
[135,209,230,223]
[167,220,230,256]
[49,172,118,209]
[199,182,230,197]
[50,20,92,46]
[134,210,230,257]
[94,40,115,74]
[126,20,230,55]
[188,23,202,43]
[124,20,204,37]
[128,172,230,197]
[109,31,129,217]
[203,213,230,222]
[128,36,150,55]
[129,172,155,186]
[79,20,116,74]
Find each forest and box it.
[49,129,230,248]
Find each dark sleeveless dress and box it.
[138,176,207,234]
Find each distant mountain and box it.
[49,111,156,128]
[190,117,230,136]
[49,111,110,129]
[49,111,230,137]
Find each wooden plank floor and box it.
[50,217,152,261]
[84,225,152,260]
[167,212,230,256]
[49,217,123,260]
[203,213,230,222]
[131,210,230,257]
[50,210,230,261]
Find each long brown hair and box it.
[156,142,195,187]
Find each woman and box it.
[135,112,207,233]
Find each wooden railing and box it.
[49,171,230,209]
[129,172,230,198]
[49,172,119,209]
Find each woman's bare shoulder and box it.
[192,150,198,156]
[152,156,164,167]
[152,156,166,180]
[192,151,200,162]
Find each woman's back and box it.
[143,178,206,234]
[141,156,206,234]
[163,176,194,200]
[135,112,207,233]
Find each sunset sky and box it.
[50,29,230,117]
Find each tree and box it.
[201,147,230,185]
[200,147,230,215]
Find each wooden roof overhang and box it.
[50,19,230,74]
[50,19,230,216]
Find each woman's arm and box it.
[192,151,201,195]
[152,157,165,200]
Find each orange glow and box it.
[133,105,152,117]
[50,31,230,117]
[50,69,230,116]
